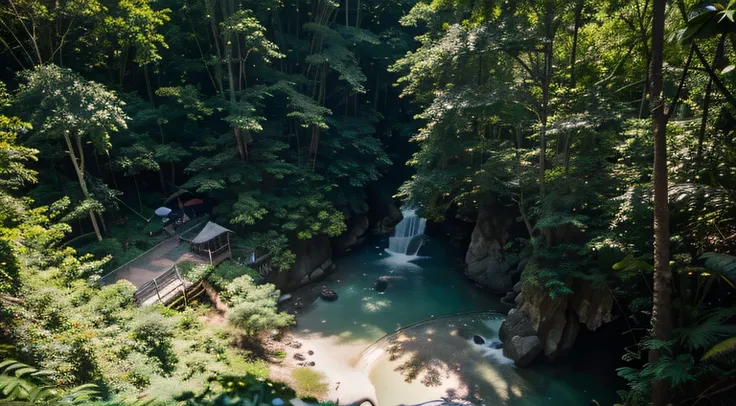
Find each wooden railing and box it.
[206,243,231,264]
[98,216,208,287]
[132,245,269,308]
[134,264,187,306]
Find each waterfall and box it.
[387,208,426,256]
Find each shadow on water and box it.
[361,313,615,406]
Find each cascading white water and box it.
[387,208,426,256]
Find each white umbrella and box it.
[155,207,172,217]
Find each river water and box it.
[291,236,619,405]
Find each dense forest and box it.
[1,0,736,405]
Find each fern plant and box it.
[0,359,99,405]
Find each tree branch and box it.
[665,44,694,118]
[508,53,540,84]
[7,0,42,65]
[692,44,736,110]
[0,13,34,66]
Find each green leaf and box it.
[702,337,736,362]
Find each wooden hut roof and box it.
[191,222,232,244]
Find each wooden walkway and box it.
[99,218,233,306]
[102,238,208,288]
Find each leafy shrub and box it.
[224,276,294,337]
[234,231,296,272]
[176,307,200,331]
[178,260,212,282]
[25,287,70,330]
[129,311,177,373]
[123,351,163,389]
[88,281,137,324]
[209,260,260,290]
[291,367,328,398]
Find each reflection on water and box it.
[292,238,618,406]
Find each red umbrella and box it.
[183,198,204,207]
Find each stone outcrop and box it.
[499,262,615,365]
[365,184,403,237]
[335,215,370,252]
[371,201,403,236]
[519,275,613,361]
[464,204,519,293]
[503,336,542,367]
[266,236,335,291]
[499,309,536,343]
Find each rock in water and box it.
[374,278,389,292]
[499,309,536,343]
[501,291,516,306]
[503,335,542,367]
[320,287,338,302]
[472,335,486,345]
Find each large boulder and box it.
[503,335,542,367]
[266,235,332,291]
[365,184,403,236]
[464,204,518,292]
[335,214,370,252]
[513,281,523,294]
[499,309,536,343]
[516,263,614,361]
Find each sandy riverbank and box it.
[269,331,378,406]
[269,285,379,406]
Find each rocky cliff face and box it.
[464,205,519,293]
[267,235,334,292]
[334,214,370,252]
[335,195,402,252]
[500,263,614,364]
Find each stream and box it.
[290,224,619,405]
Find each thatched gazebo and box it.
[189,221,233,265]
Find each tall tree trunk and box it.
[515,126,534,239]
[208,0,225,95]
[133,174,143,213]
[570,0,584,88]
[223,11,245,160]
[144,64,156,106]
[539,1,554,199]
[648,1,672,404]
[64,135,103,241]
[99,214,108,235]
[159,168,167,193]
[356,0,361,27]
